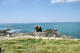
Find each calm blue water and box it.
[0,22,80,38]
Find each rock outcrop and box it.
[0,29,15,37]
[34,25,42,32]
[33,28,74,39]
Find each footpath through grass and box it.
[0,38,80,53]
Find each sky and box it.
[0,0,80,23]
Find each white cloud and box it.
[66,0,80,2]
[50,0,64,3]
[50,0,80,4]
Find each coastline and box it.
[0,27,75,40]
[0,22,80,38]
[0,32,75,40]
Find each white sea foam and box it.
[15,29,22,32]
[7,29,22,33]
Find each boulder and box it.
[34,25,42,32]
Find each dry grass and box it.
[0,38,80,53]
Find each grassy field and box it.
[0,38,80,53]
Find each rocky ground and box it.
[0,28,75,40]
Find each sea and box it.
[0,22,80,38]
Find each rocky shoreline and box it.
[0,29,74,40]
[0,25,75,40]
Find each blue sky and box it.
[0,0,80,23]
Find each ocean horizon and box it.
[0,22,80,38]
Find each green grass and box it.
[1,38,80,53]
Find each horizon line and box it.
[0,22,80,24]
